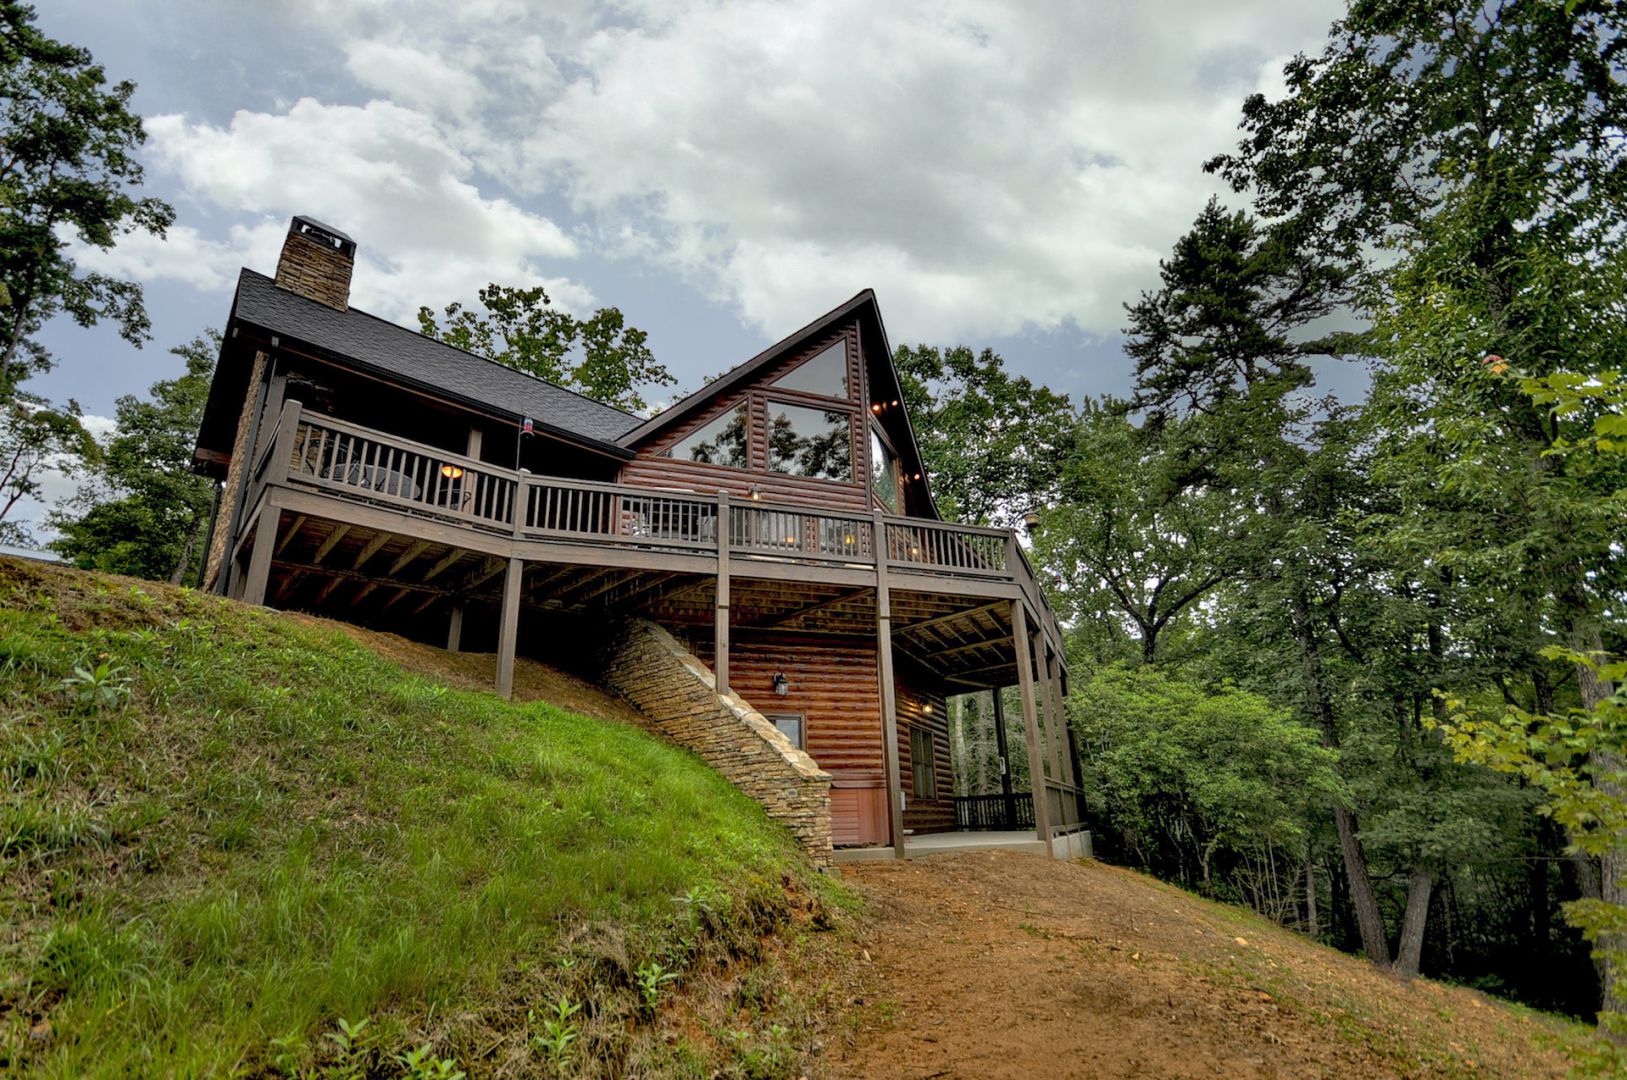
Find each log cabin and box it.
[193,216,1085,862]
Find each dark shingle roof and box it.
[231,269,642,447]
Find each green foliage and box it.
[635,959,679,1014]
[528,994,582,1066]
[0,558,840,1076]
[0,392,98,543]
[418,283,674,413]
[892,342,1073,526]
[0,1,175,392]
[1071,665,1337,905]
[49,333,219,585]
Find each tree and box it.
[0,391,95,544]
[892,343,1074,526]
[50,333,217,584]
[417,283,673,413]
[0,2,174,393]
[1071,663,1338,914]
[1036,402,1236,666]
[1206,0,1627,997]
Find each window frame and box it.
[657,400,752,470]
[869,422,904,513]
[909,726,937,800]
[764,712,805,750]
[762,395,858,483]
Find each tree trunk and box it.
[1394,865,1434,977]
[1290,589,1390,966]
[1305,857,1319,938]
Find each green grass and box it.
[0,559,843,1077]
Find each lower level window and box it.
[910,726,937,799]
[765,712,804,750]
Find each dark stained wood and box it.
[875,512,904,857]
[495,556,522,699]
[897,674,952,834]
[312,523,350,565]
[715,491,730,695]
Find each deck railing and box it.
[954,793,1036,831]
[270,406,1062,639]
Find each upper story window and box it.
[662,402,749,468]
[768,401,852,481]
[870,426,901,512]
[772,338,849,399]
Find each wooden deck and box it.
[229,402,1067,673]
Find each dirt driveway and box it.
[821,850,1580,1079]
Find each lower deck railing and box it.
[953,793,1036,832]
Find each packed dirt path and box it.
[823,850,1584,1079]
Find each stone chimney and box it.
[273,215,356,311]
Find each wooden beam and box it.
[274,515,307,556]
[380,586,412,611]
[495,557,523,699]
[1012,604,1053,846]
[412,592,443,615]
[272,568,305,605]
[875,510,905,860]
[446,603,464,652]
[459,556,507,594]
[351,532,390,571]
[388,539,432,575]
[896,600,1006,639]
[748,587,869,629]
[602,571,679,611]
[715,493,730,695]
[569,569,645,607]
[353,581,381,605]
[421,549,464,583]
[932,634,1013,662]
[313,574,346,605]
[312,524,351,565]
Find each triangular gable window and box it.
[772,338,849,399]
[660,402,750,468]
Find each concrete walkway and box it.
[833,830,1051,863]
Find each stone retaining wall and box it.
[601,619,833,867]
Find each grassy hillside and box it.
[0,559,846,1078]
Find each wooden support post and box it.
[465,425,483,459]
[715,491,730,695]
[495,557,523,700]
[1012,603,1053,846]
[1041,645,1065,784]
[446,603,464,653]
[875,511,906,858]
[991,687,1017,828]
[1043,645,1073,822]
[240,498,280,607]
[268,399,300,486]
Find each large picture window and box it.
[772,338,850,399]
[767,401,852,481]
[662,403,749,468]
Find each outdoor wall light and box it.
[923,702,934,715]
[748,484,763,501]
[1023,511,1042,535]
[772,672,790,696]
[440,465,465,480]
[871,402,883,413]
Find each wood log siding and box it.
[619,323,872,512]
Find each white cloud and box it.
[142,97,587,320]
[125,0,1342,346]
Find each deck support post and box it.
[875,511,906,859]
[991,688,1017,828]
[240,497,280,607]
[715,491,730,695]
[446,603,464,652]
[1041,644,1066,787]
[1012,602,1053,846]
[495,556,523,700]
[1042,644,1073,823]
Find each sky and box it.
[20,0,1351,536]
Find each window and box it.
[765,712,804,750]
[772,338,850,399]
[767,401,852,481]
[870,427,900,512]
[662,403,749,468]
[910,726,937,799]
